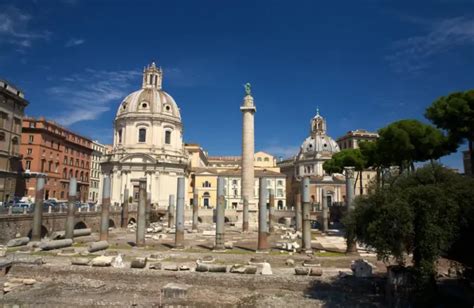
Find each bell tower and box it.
[311,107,326,137]
[142,62,163,90]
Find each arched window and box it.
[69,169,73,178]
[138,128,146,143]
[63,168,67,179]
[80,171,84,181]
[85,172,88,182]
[165,130,171,144]
[75,170,79,178]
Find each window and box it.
[64,156,68,164]
[277,180,283,186]
[0,132,4,141]
[65,147,69,153]
[29,122,35,128]
[165,130,171,144]
[264,157,269,162]
[28,135,34,143]
[60,191,64,199]
[63,169,67,178]
[202,181,211,188]
[267,179,272,186]
[27,148,32,155]
[232,179,238,185]
[277,189,284,197]
[138,128,146,143]
[233,189,238,197]
[81,161,84,168]
[257,157,262,161]
[25,160,31,170]
[48,161,52,172]
[14,118,21,133]
[0,112,7,128]
[11,137,18,153]
[70,158,73,165]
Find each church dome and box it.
[111,62,185,155]
[115,62,181,121]
[298,109,340,157]
[300,134,340,154]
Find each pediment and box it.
[119,153,157,164]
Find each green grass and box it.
[315,251,345,257]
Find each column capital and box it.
[344,166,355,179]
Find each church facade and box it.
[101,63,188,205]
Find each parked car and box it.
[11,203,32,214]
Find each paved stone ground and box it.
[0,222,387,307]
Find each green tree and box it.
[359,140,383,186]
[377,119,452,172]
[426,90,474,175]
[345,164,473,304]
[323,149,366,194]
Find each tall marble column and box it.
[240,83,256,232]
[321,188,328,233]
[301,177,312,252]
[344,166,357,253]
[100,175,111,241]
[32,175,46,241]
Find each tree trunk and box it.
[359,170,364,195]
[469,139,474,176]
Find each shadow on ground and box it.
[303,275,386,307]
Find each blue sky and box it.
[1,0,473,170]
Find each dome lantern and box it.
[142,62,163,90]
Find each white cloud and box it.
[387,17,474,74]
[47,68,141,126]
[0,6,50,49]
[261,145,299,160]
[65,38,85,47]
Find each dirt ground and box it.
[0,223,390,307]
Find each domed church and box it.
[101,62,188,205]
[278,109,346,207]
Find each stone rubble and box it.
[131,257,147,269]
[351,259,375,278]
[260,262,272,275]
[91,256,115,267]
[112,254,125,268]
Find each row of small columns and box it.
[30,167,356,252]
[294,166,355,253]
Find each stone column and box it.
[121,188,129,228]
[145,173,151,227]
[257,177,269,251]
[242,197,249,232]
[345,166,357,253]
[31,175,46,241]
[192,190,199,231]
[65,177,77,240]
[175,177,185,249]
[215,177,225,250]
[240,87,256,232]
[301,177,312,252]
[100,175,111,241]
[168,194,175,228]
[268,188,275,233]
[136,178,147,247]
[321,188,328,233]
[295,192,302,232]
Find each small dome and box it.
[300,134,340,155]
